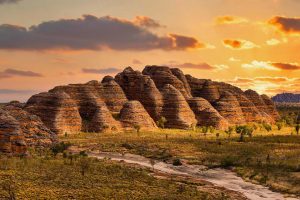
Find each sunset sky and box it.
[0,0,300,102]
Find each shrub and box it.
[235,125,254,142]
[225,126,234,138]
[201,126,209,134]
[275,122,283,130]
[50,142,71,156]
[172,158,182,166]
[78,157,91,176]
[209,126,215,134]
[133,124,141,133]
[220,156,235,168]
[156,117,167,129]
[263,123,272,132]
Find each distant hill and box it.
[272,93,300,103]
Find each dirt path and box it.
[87,151,299,200]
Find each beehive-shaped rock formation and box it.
[26,92,82,135]
[161,84,197,129]
[115,67,163,121]
[0,109,27,155]
[188,98,229,130]
[261,94,280,121]
[214,92,246,125]
[143,66,192,99]
[4,103,56,146]
[119,101,158,130]
[101,76,128,113]
[198,80,220,103]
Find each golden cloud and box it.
[223,39,260,50]
[242,60,300,71]
[216,16,248,25]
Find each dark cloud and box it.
[269,16,300,34]
[133,16,164,28]
[0,0,21,4]
[82,67,120,74]
[0,15,206,51]
[0,68,43,79]
[0,89,36,94]
[272,62,300,70]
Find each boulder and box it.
[188,98,229,130]
[119,101,158,130]
[161,84,197,129]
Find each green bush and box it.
[235,125,254,142]
[263,123,272,132]
[50,142,71,156]
[172,158,182,166]
[156,117,167,129]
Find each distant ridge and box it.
[272,93,300,103]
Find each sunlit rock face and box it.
[161,84,197,129]
[143,66,192,99]
[115,67,163,121]
[101,76,128,113]
[1,65,280,154]
[188,97,229,130]
[25,92,82,135]
[4,102,56,147]
[119,101,158,130]
[213,91,246,125]
[0,109,27,155]
[261,94,280,121]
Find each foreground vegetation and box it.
[0,151,232,200]
[61,125,300,197]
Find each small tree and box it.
[209,126,215,134]
[191,123,197,131]
[156,117,167,129]
[225,126,234,138]
[133,124,141,133]
[236,125,254,142]
[78,157,91,176]
[296,124,300,135]
[50,142,71,157]
[275,122,283,131]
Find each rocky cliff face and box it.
[24,66,279,133]
[0,102,56,155]
[1,66,280,154]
